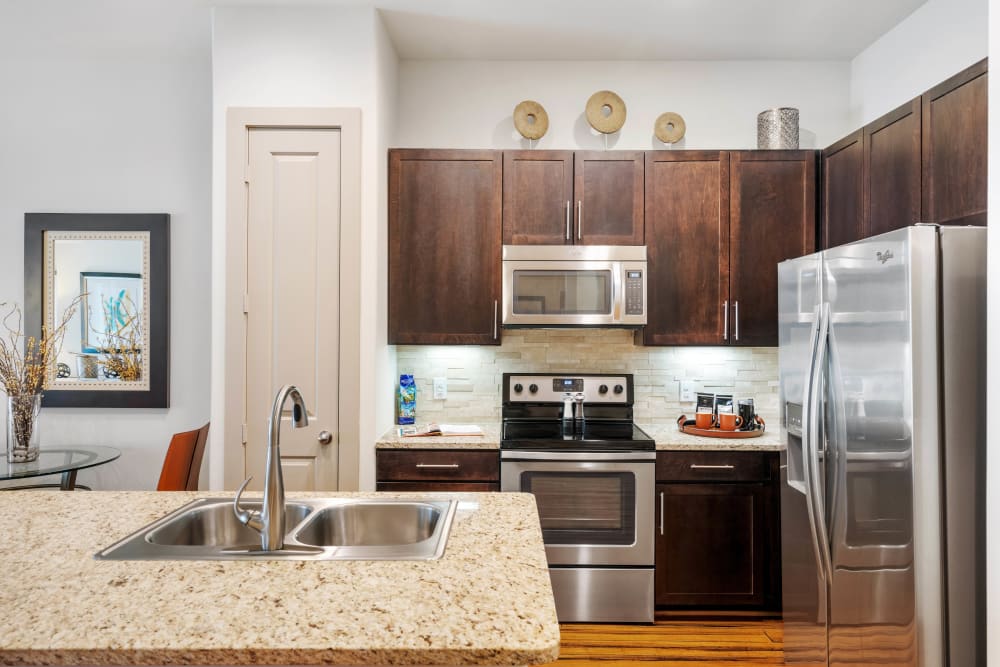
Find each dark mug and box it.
[738,399,755,431]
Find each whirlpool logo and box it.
[876,249,894,264]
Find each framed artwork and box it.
[80,272,143,354]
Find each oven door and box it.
[500,451,655,566]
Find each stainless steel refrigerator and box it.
[778,226,985,666]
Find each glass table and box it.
[1,446,121,490]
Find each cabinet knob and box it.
[318,430,333,445]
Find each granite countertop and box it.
[0,491,559,666]
[376,425,502,450]
[642,424,785,451]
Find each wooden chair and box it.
[156,423,210,491]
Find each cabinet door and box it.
[922,58,987,227]
[643,151,730,345]
[388,149,502,344]
[864,99,922,237]
[502,151,574,245]
[655,482,768,607]
[730,151,816,346]
[821,130,864,249]
[574,151,645,245]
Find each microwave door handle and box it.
[612,266,622,321]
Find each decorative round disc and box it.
[654,112,686,144]
[513,100,549,140]
[585,90,627,134]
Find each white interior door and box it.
[244,128,340,491]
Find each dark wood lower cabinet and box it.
[375,449,500,492]
[655,452,780,610]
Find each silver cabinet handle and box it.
[659,491,664,536]
[690,464,736,470]
[415,463,460,469]
[577,200,583,240]
[723,299,729,341]
[565,200,571,240]
[493,299,498,340]
[734,301,740,341]
[317,430,333,445]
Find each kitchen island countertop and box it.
[0,491,559,666]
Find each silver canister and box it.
[757,107,799,149]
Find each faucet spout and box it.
[233,384,309,551]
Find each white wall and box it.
[0,0,212,490]
[374,12,400,488]
[396,60,852,150]
[210,5,397,491]
[849,0,988,128]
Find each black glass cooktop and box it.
[501,420,655,451]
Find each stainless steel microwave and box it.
[502,245,647,328]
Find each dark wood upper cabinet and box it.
[821,130,863,250]
[922,58,988,226]
[819,60,987,249]
[865,98,922,237]
[730,151,816,347]
[574,151,645,245]
[502,151,574,245]
[388,149,502,345]
[503,150,643,245]
[643,151,730,346]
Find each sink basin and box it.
[145,501,313,547]
[95,497,457,561]
[293,502,447,559]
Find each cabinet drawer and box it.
[656,451,771,483]
[377,450,499,482]
[376,481,499,492]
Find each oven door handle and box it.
[500,450,656,462]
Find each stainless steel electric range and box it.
[499,373,655,623]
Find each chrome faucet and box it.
[233,385,309,551]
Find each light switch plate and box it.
[679,381,696,402]
[432,377,448,400]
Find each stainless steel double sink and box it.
[95,497,458,561]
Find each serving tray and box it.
[676,415,766,439]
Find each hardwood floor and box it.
[537,615,784,666]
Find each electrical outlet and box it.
[432,377,448,400]
[679,381,696,402]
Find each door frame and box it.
[223,107,362,491]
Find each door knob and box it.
[317,430,333,445]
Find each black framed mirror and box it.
[24,213,169,408]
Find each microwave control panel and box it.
[625,270,644,315]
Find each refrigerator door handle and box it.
[807,303,835,584]
[826,319,848,551]
[800,304,828,592]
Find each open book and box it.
[397,423,484,437]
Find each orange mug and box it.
[719,413,744,431]
[695,411,715,429]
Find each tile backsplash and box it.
[396,330,779,427]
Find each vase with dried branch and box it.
[0,297,82,463]
[91,292,142,382]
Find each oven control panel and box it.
[505,374,631,404]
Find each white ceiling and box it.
[374,0,929,61]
